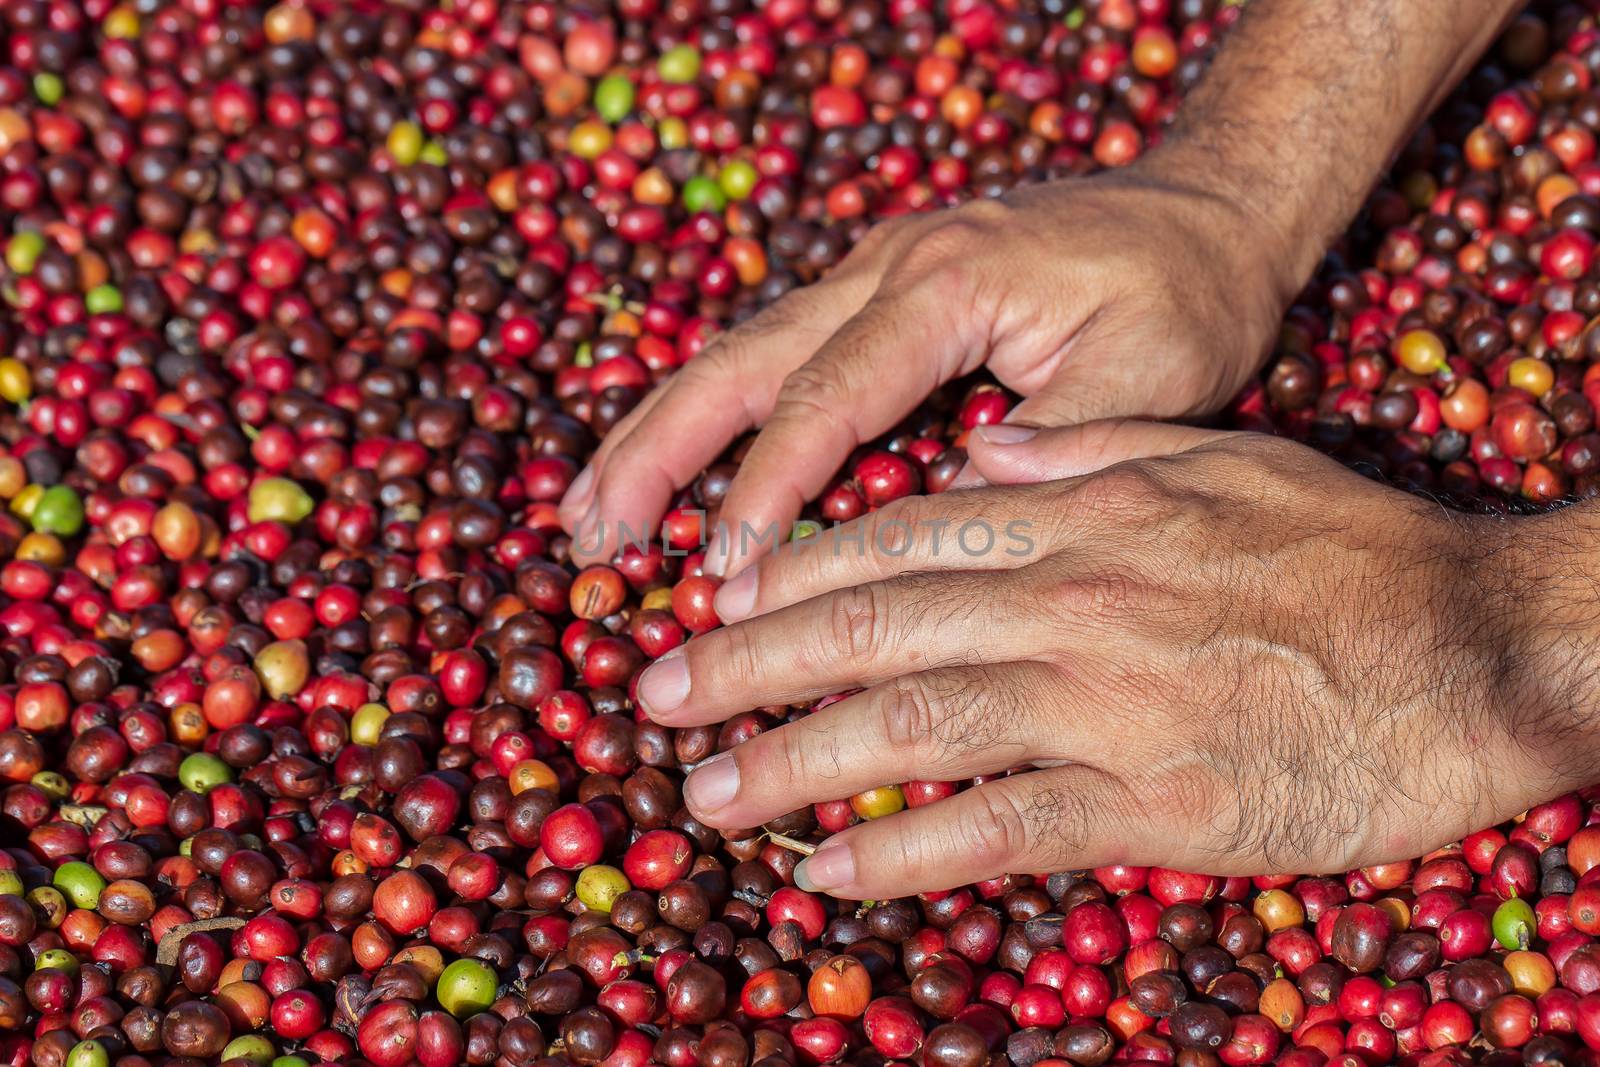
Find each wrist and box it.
[1485,506,1600,798]
[1134,138,1311,309]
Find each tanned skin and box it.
[558,1,1583,898]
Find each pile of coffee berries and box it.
[1251,9,1600,508]
[5,0,1600,1066]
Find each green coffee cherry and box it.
[84,285,122,314]
[31,486,84,537]
[179,752,233,795]
[436,958,497,1017]
[30,770,68,798]
[222,1036,276,1065]
[33,73,63,105]
[52,860,105,909]
[682,176,726,214]
[718,160,758,201]
[657,44,701,84]
[35,948,78,973]
[1493,897,1537,951]
[5,231,45,275]
[66,1040,110,1067]
[595,74,635,123]
[575,865,630,913]
[247,477,314,524]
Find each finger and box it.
[712,490,1049,624]
[563,280,866,564]
[682,662,1073,828]
[705,272,986,579]
[965,418,1234,486]
[560,220,915,534]
[556,383,670,524]
[791,766,1157,899]
[635,570,1052,727]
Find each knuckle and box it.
[852,216,906,258]
[1069,574,1140,621]
[925,668,1006,751]
[825,582,892,663]
[1033,569,1145,633]
[919,262,973,307]
[958,789,1033,866]
[1073,462,1167,515]
[1179,441,1266,493]
[1145,765,1220,826]
[898,220,986,277]
[775,359,852,418]
[735,293,802,342]
[672,352,724,398]
[689,327,746,369]
[1021,781,1094,860]
[879,675,944,755]
[955,198,1013,226]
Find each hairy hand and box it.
[560,160,1292,574]
[632,422,1571,898]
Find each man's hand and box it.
[559,162,1292,573]
[631,423,1581,898]
[561,0,1529,576]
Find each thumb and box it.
[948,331,1203,488]
[964,418,1233,485]
[945,368,1148,491]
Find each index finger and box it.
[562,279,865,565]
[633,569,1052,727]
[705,266,985,578]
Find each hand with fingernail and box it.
[555,0,1524,578]
[629,420,1590,899]
[557,160,1294,573]
[556,0,1548,896]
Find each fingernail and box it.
[948,463,986,490]
[704,527,730,578]
[794,843,855,894]
[684,753,740,814]
[714,567,758,622]
[974,423,1038,446]
[637,649,690,716]
[561,466,595,515]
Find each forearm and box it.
[1148,0,1527,302]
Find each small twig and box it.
[765,832,816,856]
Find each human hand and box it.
[632,421,1574,898]
[559,156,1295,573]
